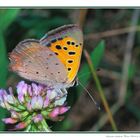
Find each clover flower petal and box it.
[33,114,43,123]
[0,81,70,131]
[54,95,67,106]
[2,118,18,124]
[31,96,44,110]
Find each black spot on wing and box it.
[67,41,71,45]
[58,37,63,40]
[68,60,73,63]
[51,39,57,43]
[47,43,51,47]
[68,68,71,71]
[55,52,58,55]
[68,51,76,55]
[71,42,75,45]
[63,47,67,50]
[49,53,53,56]
[56,45,61,50]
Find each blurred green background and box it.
[0,9,140,131]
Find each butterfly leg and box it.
[54,88,68,101]
[55,88,66,96]
[61,88,68,95]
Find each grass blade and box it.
[84,48,117,131]
[77,40,105,95]
[0,9,20,32]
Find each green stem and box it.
[84,49,117,131]
[25,124,32,132]
[41,119,52,132]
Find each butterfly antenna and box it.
[78,81,101,110]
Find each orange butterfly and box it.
[9,24,83,95]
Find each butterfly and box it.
[9,24,83,95]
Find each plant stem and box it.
[25,124,32,132]
[84,49,117,131]
[85,25,140,40]
[41,119,52,132]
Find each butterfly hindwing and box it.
[40,24,83,84]
[9,40,67,86]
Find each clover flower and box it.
[0,81,70,131]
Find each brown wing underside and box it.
[9,40,67,86]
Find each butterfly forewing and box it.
[40,24,83,84]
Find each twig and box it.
[85,25,140,40]
[77,9,88,29]
[97,69,121,81]
[84,49,117,131]
[118,9,140,105]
